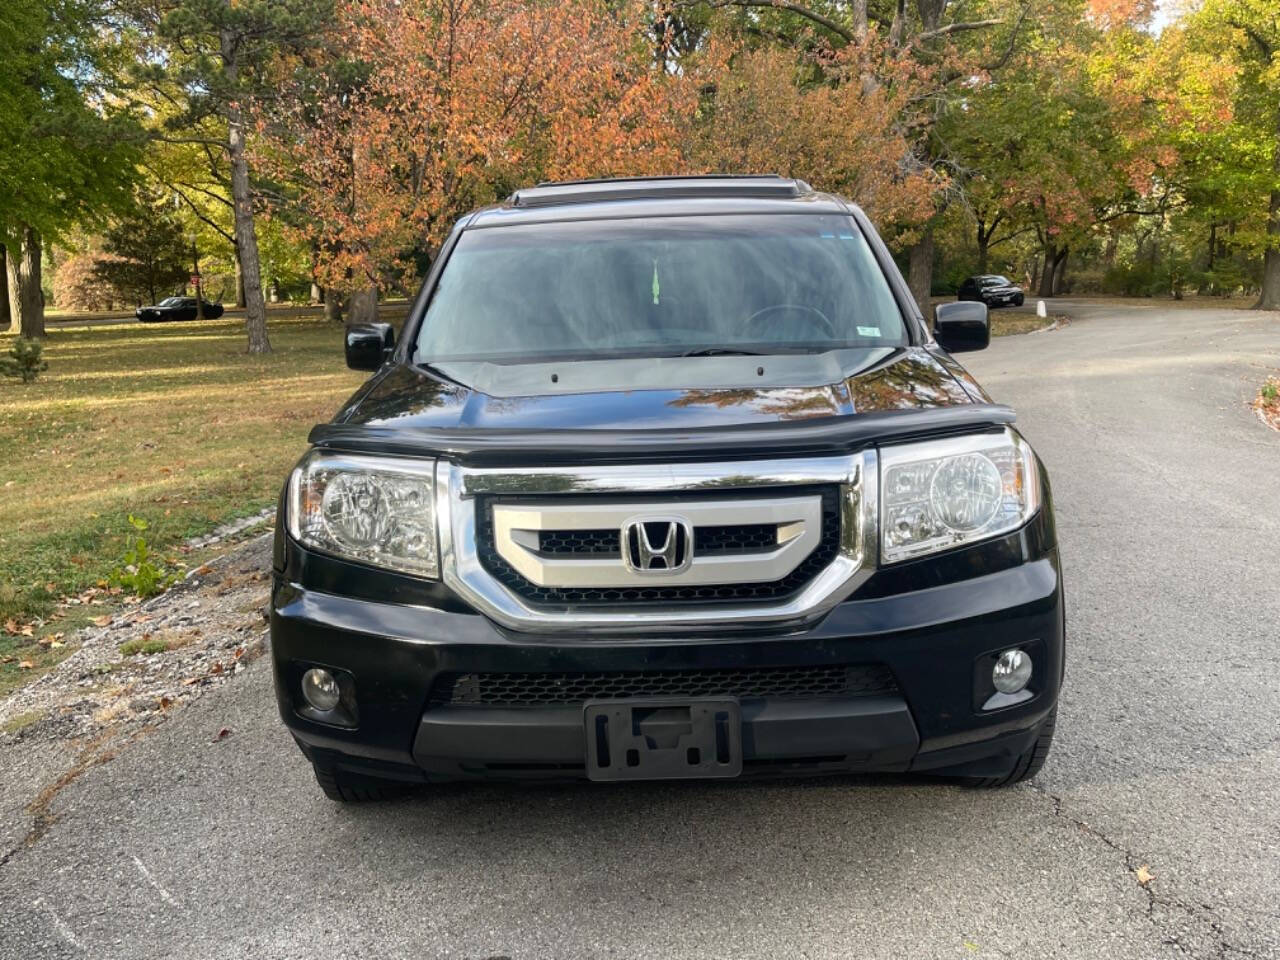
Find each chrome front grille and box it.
[475,487,842,606]
[436,452,877,632]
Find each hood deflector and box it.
[309,403,1016,466]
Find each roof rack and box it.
[509,175,811,209]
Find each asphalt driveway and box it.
[1,300,1277,959]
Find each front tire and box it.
[1014,294,1025,307]
[964,709,1056,788]
[312,761,413,802]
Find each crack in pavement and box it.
[0,727,143,878]
[1031,784,1264,959]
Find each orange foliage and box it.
[1086,0,1156,28]
[695,43,940,231]
[258,0,699,293]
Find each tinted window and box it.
[415,214,908,364]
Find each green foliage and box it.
[94,191,192,305]
[1,339,48,383]
[0,0,141,244]
[109,515,178,599]
[118,636,169,657]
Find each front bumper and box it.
[271,516,1064,784]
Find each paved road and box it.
[1,301,1278,959]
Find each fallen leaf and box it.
[212,727,231,742]
[3,619,16,635]
[19,625,34,637]
[211,662,224,675]
[1135,865,1154,887]
[18,660,35,669]
[181,677,200,686]
[92,615,111,627]
[158,695,173,710]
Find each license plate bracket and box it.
[584,698,742,781]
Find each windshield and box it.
[414,214,909,364]
[159,297,181,306]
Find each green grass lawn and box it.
[0,315,368,692]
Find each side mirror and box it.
[934,301,989,353]
[345,323,395,371]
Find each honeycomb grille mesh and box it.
[478,486,841,606]
[538,524,779,557]
[431,663,897,706]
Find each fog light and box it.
[992,649,1032,694]
[301,668,341,711]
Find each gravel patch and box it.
[0,535,272,747]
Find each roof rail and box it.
[509,175,811,209]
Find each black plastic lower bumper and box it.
[271,532,1064,784]
[413,695,919,779]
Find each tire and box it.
[1014,294,1025,307]
[964,709,1056,788]
[312,761,412,802]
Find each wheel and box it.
[964,709,1056,788]
[312,761,412,802]
[1014,294,1025,307]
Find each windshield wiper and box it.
[680,347,766,357]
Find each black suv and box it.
[958,275,1025,308]
[271,176,1063,801]
[135,297,225,322]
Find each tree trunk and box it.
[234,250,246,307]
[222,31,270,353]
[976,233,989,274]
[907,226,934,324]
[192,241,205,320]
[7,226,44,339]
[1257,187,1280,310]
[1037,241,1057,298]
[323,290,342,323]
[1051,247,1068,296]
[347,286,378,325]
[311,281,322,304]
[0,246,11,332]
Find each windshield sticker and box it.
[857,325,881,337]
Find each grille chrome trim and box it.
[437,452,878,633]
[491,495,822,588]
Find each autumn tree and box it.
[135,0,337,352]
[694,42,937,229]
[0,0,140,338]
[1169,0,1280,308]
[257,0,698,321]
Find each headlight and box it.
[880,428,1040,564]
[287,451,439,578]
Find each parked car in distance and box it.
[135,297,225,322]
[271,175,1063,802]
[958,275,1025,308]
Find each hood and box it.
[334,346,978,434]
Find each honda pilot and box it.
[270,175,1063,801]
